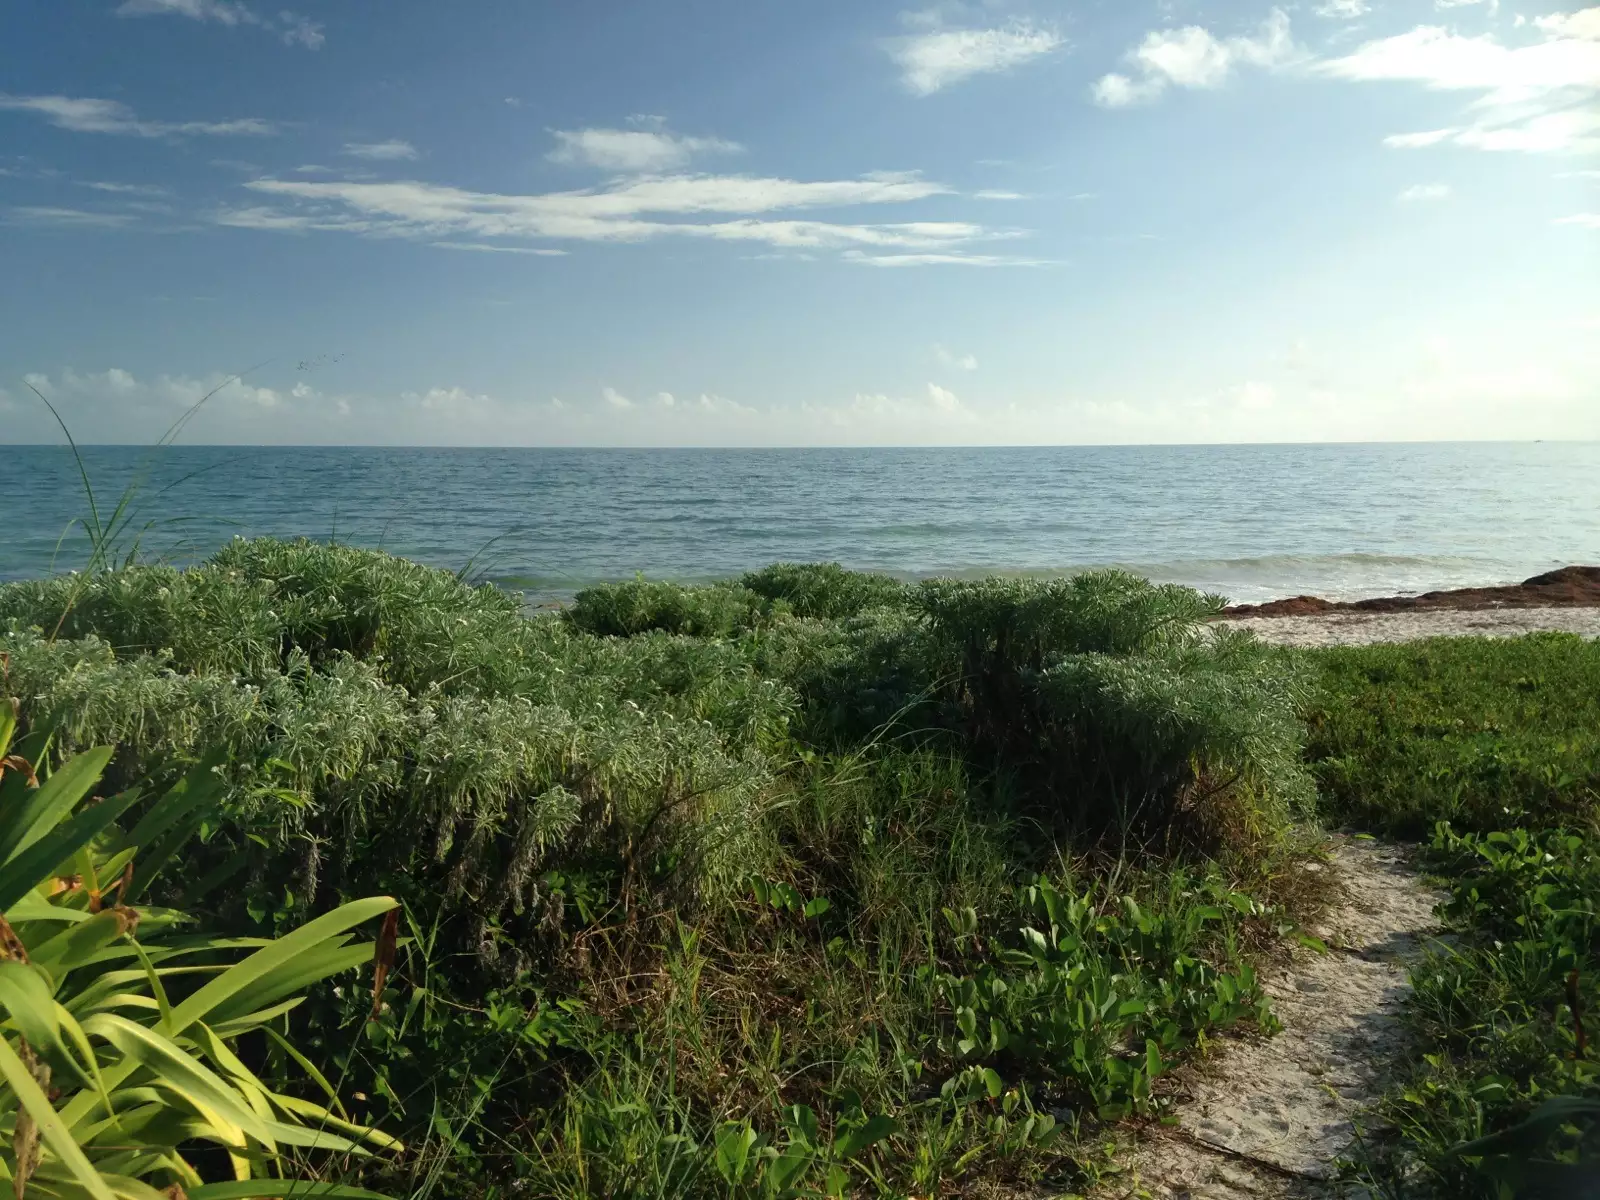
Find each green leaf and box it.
[802,896,832,919]
[126,756,227,901]
[832,1113,897,1158]
[0,959,65,1055]
[0,1033,118,1200]
[162,896,396,1036]
[714,1121,758,1185]
[0,745,114,867]
[782,1103,820,1149]
[189,1184,393,1199]
[0,787,144,914]
[82,1011,276,1144]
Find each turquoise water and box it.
[2,443,1597,605]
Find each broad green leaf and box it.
[29,910,138,974]
[0,747,116,866]
[81,1012,275,1146]
[832,1113,897,1158]
[163,896,396,1036]
[188,1183,392,1199]
[205,939,375,1027]
[0,788,143,913]
[0,1032,117,1200]
[714,1121,758,1185]
[0,960,73,1079]
[273,1094,403,1150]
[4,890,93,925]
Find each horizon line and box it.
[8,438,1593,451]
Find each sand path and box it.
[1108,836,1444,1199]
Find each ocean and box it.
[2,442,1596,605]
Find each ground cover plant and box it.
[1305,633,1600,837]
[1,542,1322,1196]
[1302,636,1600,1197]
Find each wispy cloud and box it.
[82,180,173,196]
[432,241,569,256]
[841,251,1044,267]
[1093,9,1297,107]
[1555,212,1600,228]
[343,139,420,161]
[548,126,742,172]
[890,16,1062,95]
[116,0,324,49]
[0,93,277,138]
[1315,0,1369,17]
[1322,9,1600,153]
[1397,182,1452,201]
[4,206,136,228]
[935,344,978,370]
[221,166,1029,264]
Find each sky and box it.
[1,0,1597,446]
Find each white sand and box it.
[1114,836,1445,1198]
[1217,606,1600,647]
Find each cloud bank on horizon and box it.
[1,1,1596,445]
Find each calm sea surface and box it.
[2,443,1596,605]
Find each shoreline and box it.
[1219,564,1600,617]
[1214,565,1600,646]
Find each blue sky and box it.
[1,0,1596,445]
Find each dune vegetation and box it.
[2,537,1596,1197]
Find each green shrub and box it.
[1304,634,1600,836]
[915,573,1313,845]
[740,562,908,620]
[1,543,1321,1196]
[566,578,768,638]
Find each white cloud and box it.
[548,127,742,173]
[1536,9,1600,39]
[1383,128,1458,147]
[431,241,568,256]
[1555,212,1600,227]
[1322,11,1600,152]
[1397,182,1453,200]
[974,189,1026,200]
[118,0,257,22]
[343,139,418,161]
[890,19,1063,95]
[225,170,1027,261]
[0,93,276,137]
[15,367,303,440]
[4,206,136,228]
[278,12,324,48]
[82,181,172,196]
[602,386,633,409]
[935,344,978,370]
[1093,9,1298,107]
[115,0,323,48]
[1316,0,1369,17]
[840,250,1041,266]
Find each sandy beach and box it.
[1219,605,1600,646]
[1214,565,1600,646]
